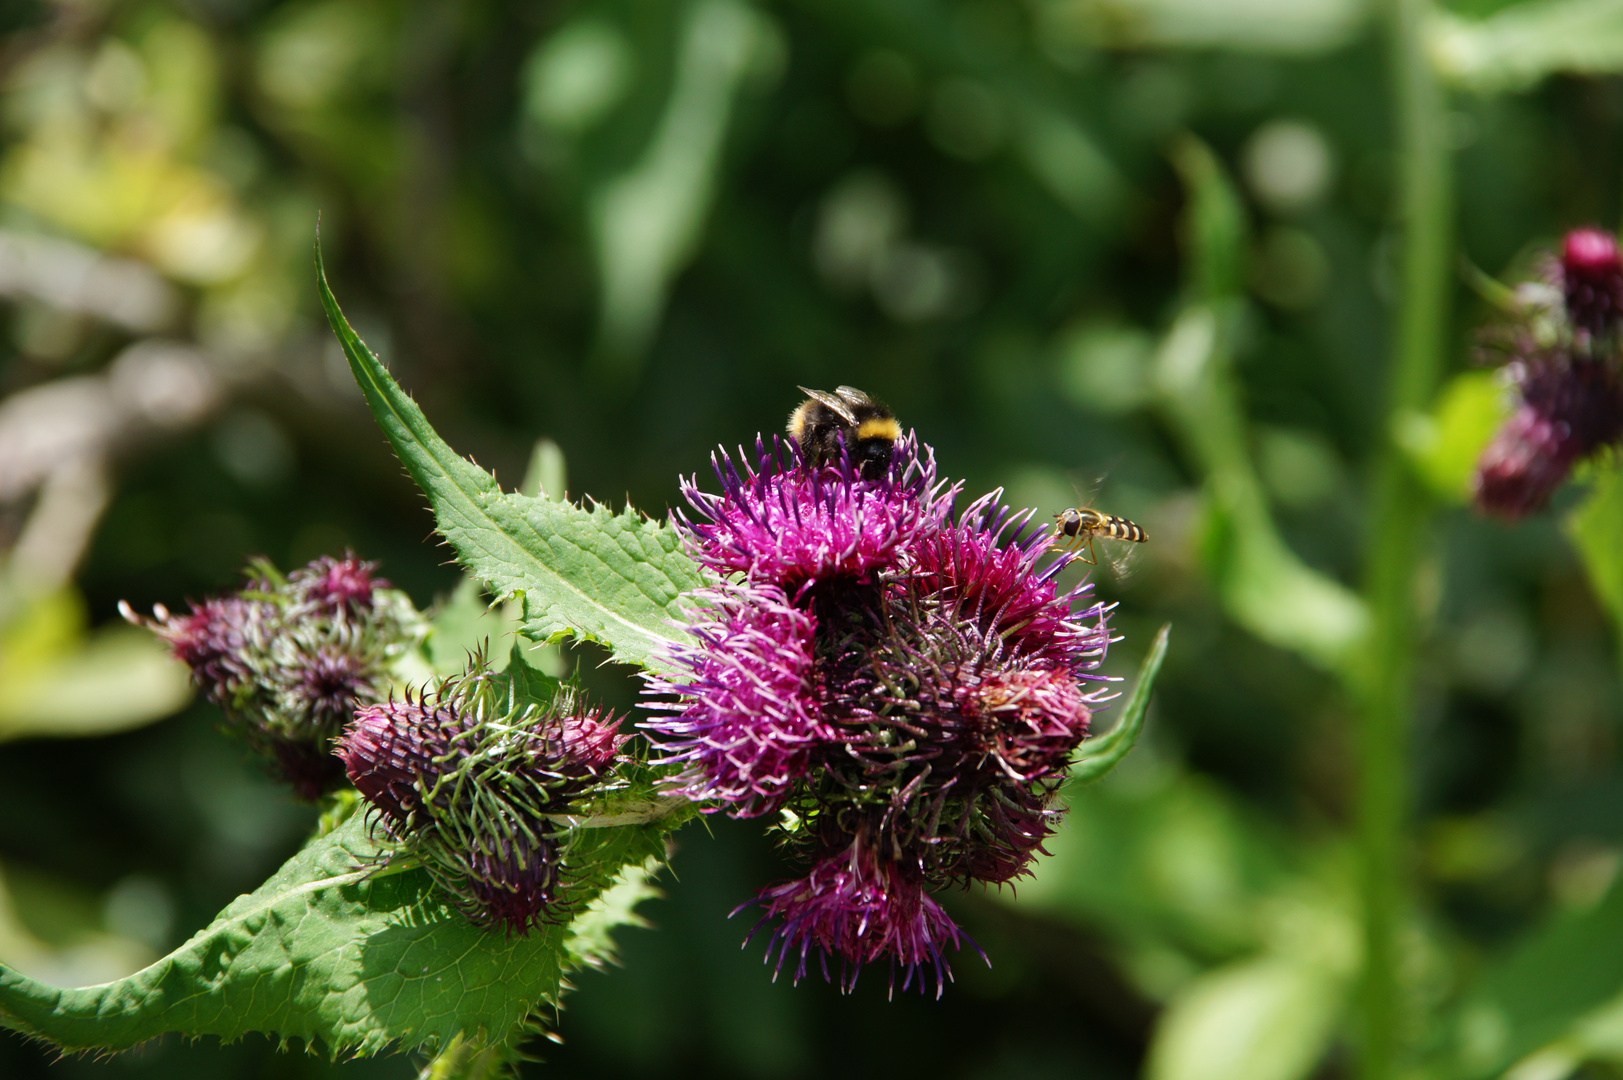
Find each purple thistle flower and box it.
[676,437,954,586]
[1560,227,1623,342]
[336,667,629,933]
[287,647,378,730]
[908,494,1114,671]
[1474,354,1623,520]
[750,835,977,998]
[647,418,1122,993]
[644,581,829,817]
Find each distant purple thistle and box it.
[750,836,977,998]
[289,647,377,730]
[644,582,829,817]
[1560,227,1623,342]
[677,437,953,586]
[125,553,418,800]
[1474,355,1623,520]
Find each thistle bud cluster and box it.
[126,555,421,799]
[646,437,1114,995]
[335,660,629,932]
[1474,227,1623,519]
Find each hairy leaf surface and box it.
[0,811,671,1057]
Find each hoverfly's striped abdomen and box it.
[1101,515,1147,543]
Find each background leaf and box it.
[1146,956,1347,1080]
[1433,0,1623,92]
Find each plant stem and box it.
[1358,0,1452,1076]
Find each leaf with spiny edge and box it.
[0,806,678,1058]
[316,237,701,673]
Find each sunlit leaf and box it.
[1434,0,1623,93]
[1395,369,1511,501]
[0,810,674,1057]
[318,240,702,673]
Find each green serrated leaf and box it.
[316,239,702,672]
[1073,623,1169,783]
[0,812,672,1058]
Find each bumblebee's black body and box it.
[1053,507,1148,566]
[787,386,901,479]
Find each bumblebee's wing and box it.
[832,385,876,408]
[797,386,858,424]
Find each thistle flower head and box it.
[335,661,628,933]
[749,835,977,998]
[125,553,422,799]
[907,493,1114,671]
[646,427,1119,993]
[140,597,262,703]
[677,437,954,586]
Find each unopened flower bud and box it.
[335,664,629,932]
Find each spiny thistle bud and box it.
[646,435,1117,996]
[124,554,422,799]
[335,660,629,933]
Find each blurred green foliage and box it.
[0,0,1621,1077]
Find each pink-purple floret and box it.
[678,437,953,585]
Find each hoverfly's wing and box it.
[1102,537,1142,581]
[798,386,858,424]
[832,385,877,409]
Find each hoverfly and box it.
[1052,505,1148,570]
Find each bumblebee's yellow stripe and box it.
[856,417,901,441]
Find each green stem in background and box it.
[1358,0,1453,1076]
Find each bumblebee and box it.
[1053,506,1148,567]
[787,386,901,479]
